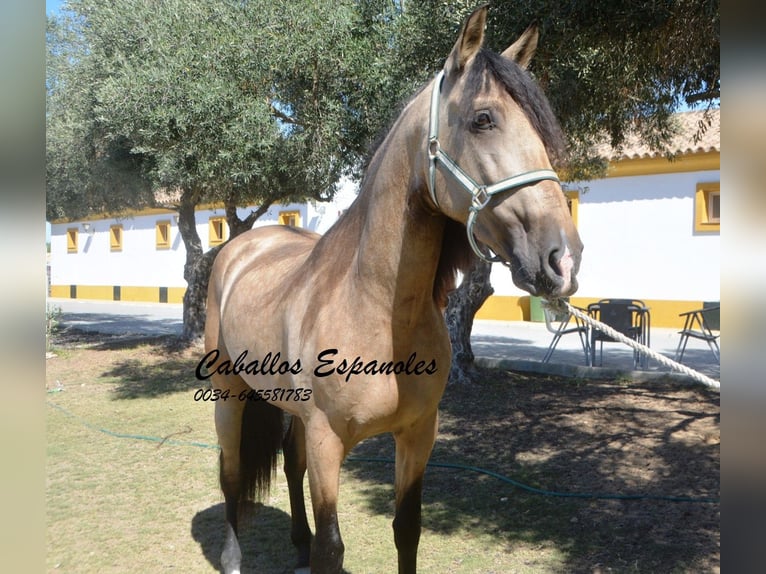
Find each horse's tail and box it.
[237,398,284,507]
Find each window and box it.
[110,224,123,252]
[564,190,579,227]
[695,182,720,232]
[66,228,78,253]
[209,216,228,246]
[278,210,301,227]
[156,220,171,249]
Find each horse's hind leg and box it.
[214,386,248,574]
[392,411,439,574]
[283,415,312,571]
[215,379,284,573]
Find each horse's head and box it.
[427,6,583,298]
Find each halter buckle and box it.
[471,186,490,211]
[428,138,440,160]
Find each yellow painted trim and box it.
[49,285,71,298]
[120,286,161,302]
[50,285,187,303]
[50,201,245,223]
[50,207,177,224]
[168,287,186,304]
[477,295,715,328]
[156,220,171,250]
[196,201,226,212]
[564,190,579,227]
[208,216,228,246]
[475,296,528,321]
[278,210,302,227]
[66,228,78,253]
[109,224,123,252]
[75,285,113,300]
[695,181,720,233]
[605,151,720,178]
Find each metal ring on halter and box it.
[426,69,561,264]
[471,187,490,212]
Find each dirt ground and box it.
[47,329,719,573]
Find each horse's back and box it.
[206,224,319,347]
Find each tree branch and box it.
[270,103,300,126]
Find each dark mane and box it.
[467,49,566,162]
[433,218,474,308]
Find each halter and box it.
[427,69,560,264]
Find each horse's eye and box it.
[473,110,495,131]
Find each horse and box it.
[204,6,583,573]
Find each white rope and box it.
[544,300,720,391]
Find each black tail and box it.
[238,399,284,508]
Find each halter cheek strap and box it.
[426,70,560,264]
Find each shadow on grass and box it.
[192,502,352,574]
[92,336,204,399]
[104,356,201,399]
[52,326,183,350]
[343,369,720,573]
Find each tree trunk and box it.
[177,190,210,341]
[177,191,272,341]
[445,258,494,384]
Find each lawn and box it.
[46,331,719,573]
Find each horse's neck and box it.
[349,94,445,316]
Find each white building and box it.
[50,111,719,328]
[49,181,358,304]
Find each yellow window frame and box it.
[564,190,579,227]
[110,224,123,252]
[156,220,171,249]
[66,228,78,253]
[209,216,228,246]
[695,182,720,233]
[278,210,302,227]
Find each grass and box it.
[46,332,719,573]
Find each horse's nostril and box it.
[548,245,574,290]
[549,249,561,276]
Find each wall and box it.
[49,200,334,303]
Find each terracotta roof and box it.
[595,109,720,161]
[153,187,183,205]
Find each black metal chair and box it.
[675,303,720,363]
[542,299,591,365]
[587,299,651,369]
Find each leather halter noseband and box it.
[427,69,560,264]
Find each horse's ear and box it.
[445,5,488,75]
[501,24,539,69]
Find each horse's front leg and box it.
[305,417,346,573]
[392,411,439,574]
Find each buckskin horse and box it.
[204,6,583,573]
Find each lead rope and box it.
[543,299,720,390]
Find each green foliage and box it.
[46,0,404,220]
[391,0,719,180]
[47,0,719,217]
